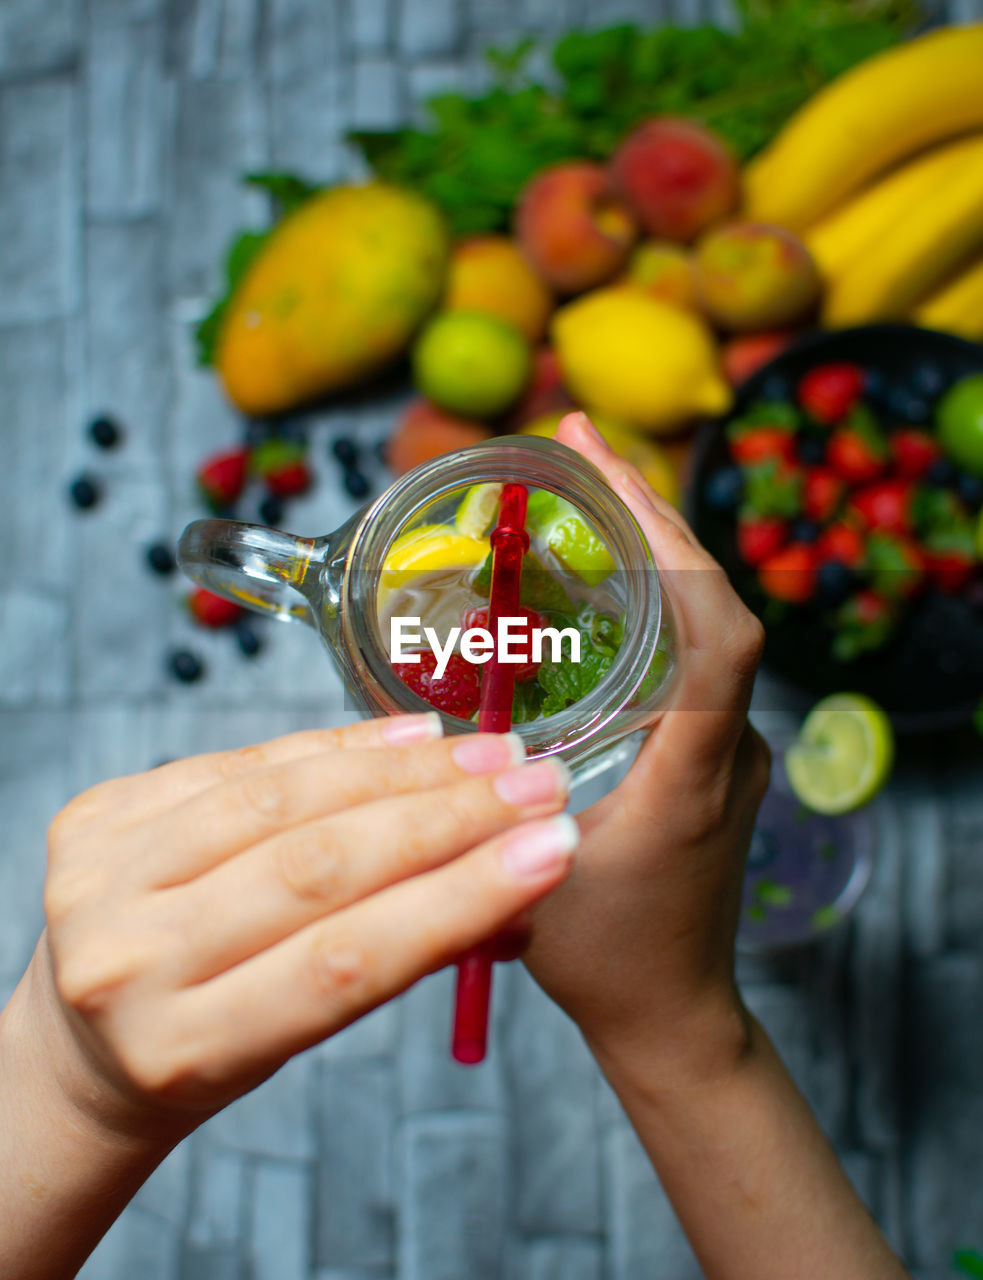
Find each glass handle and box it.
[177,519,327,628]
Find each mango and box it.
[217,183,449,415]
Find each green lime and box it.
[937,374,983,477]
[785,693,894,816]
[455,483,502,538]
[526,488,615,585]
[412,311,532,419]
[976,507,983,560]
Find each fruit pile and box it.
[706,365,983,660]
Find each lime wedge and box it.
[526,489,615,585]
[455,483,503,539]
[785,693,894,815]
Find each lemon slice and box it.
[526,489,615,585]
[455,483,503,538]
[785,694,894,816]
[383,523,490,575]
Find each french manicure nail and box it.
[452,732,525,775]
[501,815,580,879]
[381,712,443,745]
[620,472,657,512]
[494,758,571,808]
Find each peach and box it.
[694,222,821,333]
[515,163,637,295]
[444,236,554,343]
[620,239,699,311]
[386,400,493,475]
[611,117,740,243]
[505,345,575,431]
[721,331,796,386]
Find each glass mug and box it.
[177,436,680,780]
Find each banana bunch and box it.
[745,23,983,339]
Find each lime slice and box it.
[383,523,490,575]
[455,483,503,538]
[785,693,894,816]
[526,489,615,585]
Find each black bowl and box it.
[689,324,983,734]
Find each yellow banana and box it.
[823,147,983,326]
[914,256,983,340]
[806,134,983,283]
[745,24,983,230]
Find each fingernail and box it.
[382,712,443,745]
[620,471,657,512]
[501,815,580,879]
[576,412,607,446]
[494,758,571,808]
[452,732,525,774]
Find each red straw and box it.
[451,482,529,1064]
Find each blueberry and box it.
[791,518,820,544]
[704,466,744,512]
[277,418,308,444]
[798,436,826,465]
[235,620,263,658]
[88,414,123,449]
[168,649,204,683]
[146,542,176,575]
[966,579,983,616]
[817,560,855,607]
[759,373,790,402]
[332,436,359,467]
[864,368,888,403]
[343,468,371,500]
[69,474,100,510]
[886,386,929,423]
[243,418,274,447]
[259,494,284,526]
[927,457,957,487]
[374,438,389,465]
[956,472,983,508]
[910,362,947,399]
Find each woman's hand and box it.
[18,715,576,1141]
[523,413,771,1087]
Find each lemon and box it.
[785,694,895,816]
[521,412,681,507]
[526,489,615,585]
[383,523,490,575]
[552,288,731,434]
[455,483,503,538]
[412,311,532,419]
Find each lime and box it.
[977,507,983,560]
[526,488,615,585]
[937,374,983,477]
[785,693,894,816]
[412,311,532,419]
[455,483,503,538]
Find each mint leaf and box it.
[194,229,269,366]
[953,1250,983,1279]
[244,171,321,215]
[727,401,800,437]
[742,459,804,519]
[512,680,545,724]
[973,699,983,740]
[535,602,623,717]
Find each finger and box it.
[103,715,445,826]
[563,413,762,759]
[137,730,533,887]
[174,815,580,1089]
[162,756,572,982]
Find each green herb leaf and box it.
[194,229,270,367]
[953,1249,983,1279]
[244,171,321,215]
[742,459,804,519]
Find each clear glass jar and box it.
[178,436,680,778]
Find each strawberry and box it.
[816,522,866,568]
[803,467,843,522]
[196,447,249,511]
[847,479,914,535]
[251,439,312,498]
[923,523,977,593]
[393,650,482,718]
[797,363,865,424]
[832,589,895,662]
[729,427,797,467]
[866,532,925,600]
[890,428,941,480]
[463,606,545,683]
[737,513,788,567]
[188,588,244,628]
[757,543,818,603]
[827,407,889,484]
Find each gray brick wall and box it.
[2,1,983,1277]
